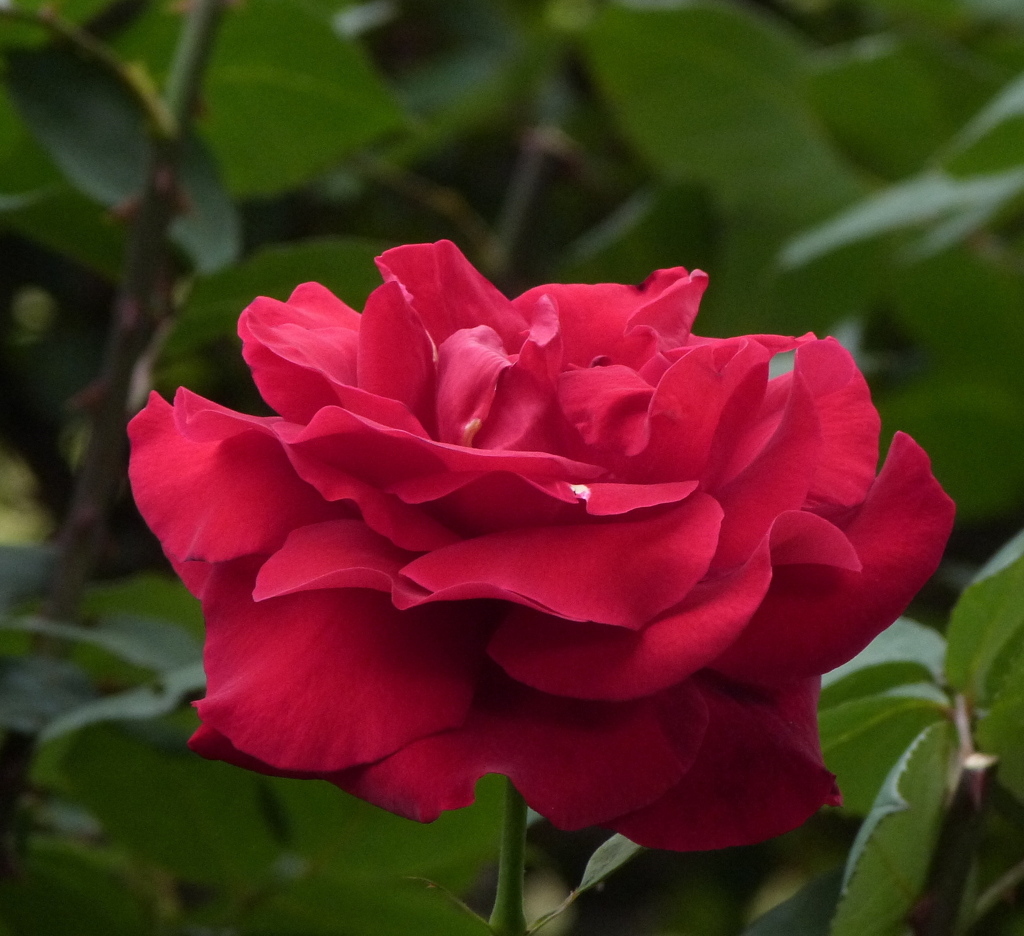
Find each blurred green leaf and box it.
[973,527,1024,584]
[781,169,1024,267]
[822,618,946,690]
[269,772,501,891]
[64,723,281,883]
[0,543,54,611]
[242,874,492,936]
[4,46,240,270]
[201,0,405,195]
[819,689,948,815]
[880,377,1024,522]
[5,46,149,206]
[809,35,950,180]
[0,656,95,733]
[945,70,1024,175]
[169,236,387,353]
[82,572,204,636]
[832,722,954,936]
[740,867,842,936]
[584,2,857,216]
[1,615,200,672]
[0,841,148,936]
[945,552,1024,705]
[41,660,204,740]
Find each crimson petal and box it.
[712,432,955,683]
[488,542,772,700]
[128,392,338,563]
[195,558,487,773]
[608,675,838,850]
[399,493,723,628]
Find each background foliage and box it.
[1,0,1024,933]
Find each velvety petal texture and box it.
[128,239,954,853]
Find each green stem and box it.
[489,778,529,936]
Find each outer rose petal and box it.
[399,494,724,628]
[335,670,709,829]
[195,558,488,773]
[712,432,956,684]
[608,675,838,851]
[376,240,527,348]
[253,519,419,599]
[127,392,340,563]
[487,541,773,700]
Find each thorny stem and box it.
[910,695,999,936]
[489,777,529,936]
[0,0,226,877]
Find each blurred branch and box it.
[0,0,226,877]
[0,5,176,139]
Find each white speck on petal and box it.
[570,484,591,502]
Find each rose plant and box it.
[128,240,954,852]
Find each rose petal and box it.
[582,480,699,515]
[712,432,955,683]
[608,674,838,850]
[399,493,723,628]
[195,558,488,772]
[128,392,339,562]
[376,240,527,348]
[276,404,604,485]
[796,339,880,508]
[435,326,512,445]
[336,669,708,829]
[488,541,773,700]
[710,369,821,569]
[254,519,419,599]
[514,269,696,369]
[625,268,708,351]
[357,280,437,432]
[285,282,362,329]
[558,365,654,456]
[281,450,460,550]
[769,510,861,571]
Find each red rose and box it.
[128,240,954,850]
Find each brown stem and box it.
[0,0,225,876]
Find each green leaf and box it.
[4,47,240,271]
[242,874,493,936]
[977,687,1024,803]
[0,655,96,733]
[41,661,205,740]
[1,615,200,672]
[945,71,1024,175]
[781,169,1024,268]
[809,36,951,181]
[169,236,387,353]
[822,618,946,689]
[0,841,149,936]
[268,773,501,891]
[201,0,405,195]
[584,1,858,216]
[5,46,148,206]
[528,833,644,933]
[0,543,54,611]
[945,552,1024,704]
[832,722,954,936]
[63,723,281,883]
[82,573,205,639]
[972,527,1024,585]
[576,833,644,894]
[740,867,842,936]
[819,689,948,815]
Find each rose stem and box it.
[0,0,225,877]
[489,776,529,936]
